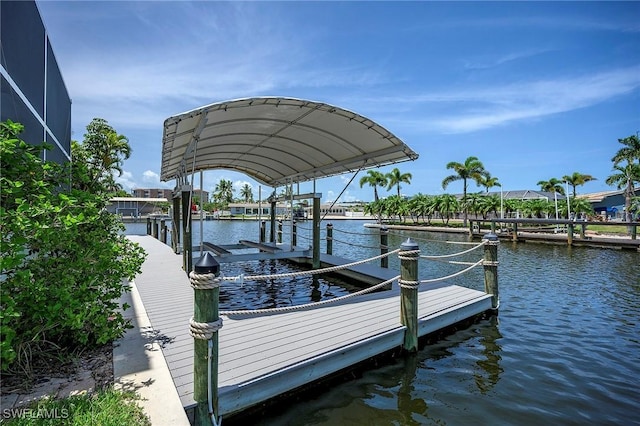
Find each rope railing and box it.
[295,233,318,242]
[420,240,486,260]
[331,237,381,250]
[420,258,484,284]
[332,227,377,237]
[220,274,400,316]
[387,230,480,245]
[222,248,401,282]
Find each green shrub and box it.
[0,120,146,372]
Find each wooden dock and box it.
[127,235,493,417]
[469,218,640,251]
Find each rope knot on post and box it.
[189,317,223,340]
[398,279,420,289]
[397,249,420,261]
[189,271,222,290]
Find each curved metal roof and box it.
[160,97,418,187]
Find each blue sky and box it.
[37,1,640,202]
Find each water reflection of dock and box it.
[125,235,493,418]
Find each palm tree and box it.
[611,135,640,165]
[441,156,489,226]
[385,167,412,197]
[569,197,595,219]
[606,162,640,222]
[610,134,640,222]
[478,194,501,219]
[562,172,597,197]
[240,183,253,202]
[213,179,234,205]
[537,178,566,195]
[359,170,387,202]
[477,173,501,193]
[435,194,459,226]
[464,192,483,219]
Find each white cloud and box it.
[375,66,640,134]
[115,170,137,193]
[142,170,160,184]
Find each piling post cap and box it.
[380,226,388,232]
[400,238,419,251]
[194,252,219,275]
[482,233,499,242]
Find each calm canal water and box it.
[125,220,639,425]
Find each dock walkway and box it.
[127,235,492,417]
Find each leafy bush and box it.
[0,120,146,372]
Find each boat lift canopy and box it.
[160,97,418,186]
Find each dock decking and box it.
[127,235,493,417]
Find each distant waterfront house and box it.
[227,203,287,217]
[485,189,569,201]
[107,197,169,217]
[1,0,72,164]
[579,189,640,219]
[226,202,356,218]
[132,188,209,201]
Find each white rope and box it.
[398,279,420,289]
[427,258,482,266]
[331,237,381,250]
[397,249,420,260]
[332,227,374,236]
[220,275,400,316]
[222,248,401,282]
[387,231,480,245]
[190,271,222,290]
[421,241,486,260]
[189,317,223,340]
[420,258,484,284]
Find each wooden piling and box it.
[482,233,499,310]
[568,223,574,245]
[146,217,152,235]
[270,200,276,243]
[312,196,320,269]
[326,223,333,255]
[260,221,266,243]
[190,253,221,426]
[292,221,297,247]
[182,187,192,273]
[160,219,167,244]
[399,238,420,352]
[512,223,518,242]
[172,193,181,254]
[277,220,283,244]
[380,227,389,269]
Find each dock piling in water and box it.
[380,227,389,269]
[399,238,420,352]
[482,233,499,310]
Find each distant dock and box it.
[125,235,494,419]
[469,218,640,251]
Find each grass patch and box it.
[587,224,632,235]
[2,387,150,426]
